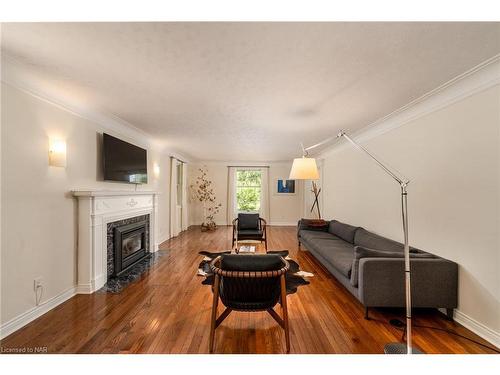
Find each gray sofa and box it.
[297,219,458,319]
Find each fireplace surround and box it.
[72,190,159,293]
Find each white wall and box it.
[188,162,303,226]
[320,84,500,345]
[0,83,171,328]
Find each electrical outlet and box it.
[34,277,43,291]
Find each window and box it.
[236,170,262,212]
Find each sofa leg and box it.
[364,307,370,320]
[445,308,454,321]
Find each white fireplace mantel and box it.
[72,190,159,294]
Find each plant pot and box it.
[201,222,217,232]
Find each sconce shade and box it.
[48,139,67,167]
[289,157,319,180]
[153,163,160,178]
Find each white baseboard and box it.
[188,222,229,227]
[189,221,297,226]
[0,286,77,340]
[269,222,297,226]
[75,283,94,294]
[157,233,171,246]
[450,309,500,349]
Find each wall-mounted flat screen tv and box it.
[103,133,148,184]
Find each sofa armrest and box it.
[358,257,458,309]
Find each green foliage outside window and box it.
[236,170,262,212]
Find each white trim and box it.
[319,54,500,156]
[1,55,157,148]
[72,190,159,197]
[189,220,298,227]
[268,222,298,226]
[1,54,193,161]
[0,286,76,340]
[157,233,171,246]
[75,284,94,295]
[450,309,500,349]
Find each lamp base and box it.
[384,343,424,354]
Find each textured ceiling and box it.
[1,22,499,161]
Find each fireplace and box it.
[107,215,150,278]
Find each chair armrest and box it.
[259,218,267,232]
[358,257,458,308]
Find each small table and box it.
[235,240,267,254]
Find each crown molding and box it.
[1,54,168,151]
[319,54,500,156]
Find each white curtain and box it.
[169,157,179,237]
[226,167,237,225]
[181,163,188,231]
[259,167,270,222]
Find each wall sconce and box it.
[153,163,160,178]
[48,139,67,167]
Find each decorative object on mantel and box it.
[190,166,222,231]
[197,250,312,295]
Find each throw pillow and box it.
[298,218,329,231]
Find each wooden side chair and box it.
[208,254,291,353]
[232,213,268,250]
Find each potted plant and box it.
[190,167,222,231]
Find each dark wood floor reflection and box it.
[1,226,496,353]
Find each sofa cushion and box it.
[350,246,436,287]
[307,238,354,278]
[237,229,264,240]
[354,228,406,253]
[238,213,259,230]
[328,220,359,244]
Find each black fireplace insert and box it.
[112,219,149,277]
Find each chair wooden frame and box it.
[208,256,291,353]
[232,216,268,251]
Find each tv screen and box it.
[103,133,148,184]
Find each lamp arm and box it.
[303,129,409,187]
[337,130,414,354]
[303,129,415,353]
[337,131,409,186]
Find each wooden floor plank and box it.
[0,225,497,354]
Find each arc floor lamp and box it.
[289,130,422,354]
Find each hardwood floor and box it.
[1,226,497,354]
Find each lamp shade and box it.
[48,139,67,167]
[289,157,319,180]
